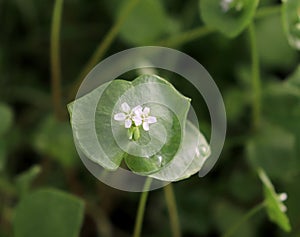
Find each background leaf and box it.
[117,0,179,45]
[282,0,300,50]
[32,116,78,168]
[256,15,298,70]
[246,122,298,181]
[0,103,13,137]
[199,0,259,37]
[15,165,41,197]
[257,168,291,232]
[14,188,84,237]
[213,200,255,237]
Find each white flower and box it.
[220,0,243,12]
[114,103,157,131]
[220,0,233,12]
[114,103,142,128]
[133,106,157,131]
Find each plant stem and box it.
[222,202,266,237]
[157,26,215,47]
[156,5,280,48]
[248,23,261,130]
[50,0,64,120]
[69,0,139,99]
[255,5,281,20]
[133,177,152,237]
[164,184,181,237]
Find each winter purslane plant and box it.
[68,75,210,181]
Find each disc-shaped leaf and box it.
[199,0,259,38]
[282,0,300,50]
[95,75,191,175]
[14,189,84,237]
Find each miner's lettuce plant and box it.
[68,75,211,181]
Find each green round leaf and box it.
[199,0,259,38]
[69,75,212,180]
[95,75,191,175]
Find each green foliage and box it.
[213,200,255,237]
[0,103,13,137]
[256,15,298,70]
[199,0,259,37]
[14,188,84,237]
[0,103,13,171]
[117,0,178,45]
[282,0,300,50]
[32,116,78,168]
[258,168,291,232]
[247,123,297,180]
[15,165,41,197]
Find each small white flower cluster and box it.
[114,102,157,131]
[278,192,288,213]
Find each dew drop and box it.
[152,154,164,167]
[199,144,209,156]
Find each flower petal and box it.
[125,119,132,128]
[147,116,157,124]
[121,102,130,113]
[133,116,142,126]
[143,107,150,115]
[143,122,149,131]
[114,113,126,121]
[132,105,143,116]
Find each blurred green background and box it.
[0,0,300,236]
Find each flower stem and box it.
[164,184,181,237]
[50,0,64,120]
[156,5,280,48]
[222,202,266,237]
[157,26,215,47]
[69,0,139,99]
[255,5,281,20]
[248,23,261,130]
[133,177,152,237]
